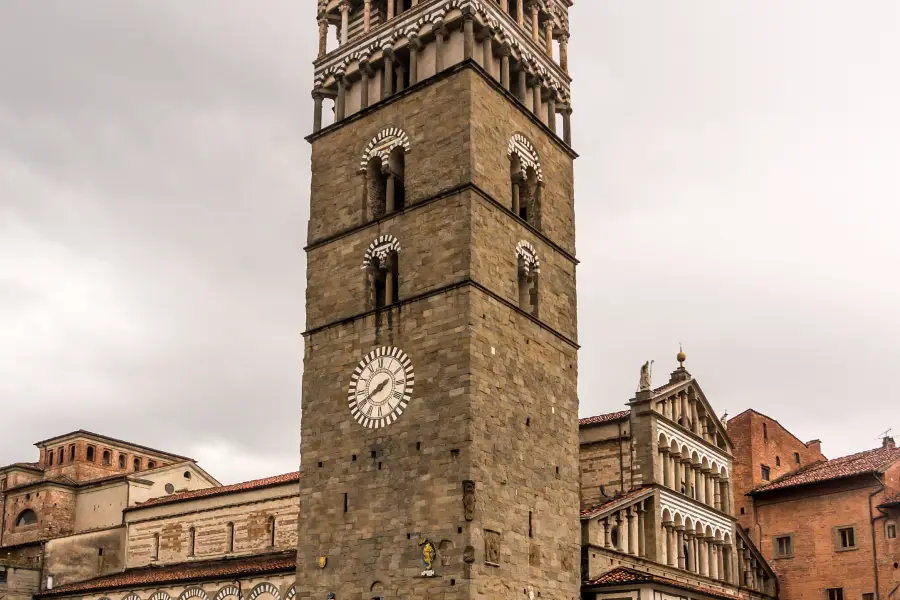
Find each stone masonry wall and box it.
[579,432,633,510]
[0,564,40,600]
[44,527,126,587]
[127,493,298,567]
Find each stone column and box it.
[384,255,395,304]
[559,32,569,73]
[723,544,733,583]
[409,36,421,85]
[706,472,715,507]
[676,527,685,569]
[516,0,525,26]
[722,480,730,513]
[336,75,347,121]
[681,459,691,495]
[716,544,725,581]
[615,512,627,553]
[501,0,509,11]
[699,539,708,576]
[692,402,702,435]
[511,171,523,216]
[360,61,371,109]
[435,25,446,72]
[500,46,511,90]
[660,448,672,488]
[544,20,554,56]
[394,64,406,92]
[463,13,475,60]
[339,0,350,45]
[387,0,394,20]
[712,474,721,510]
[664,523,676,566]
[531,78,542,120]
[637,503,646,558]
[480,30,494,74]
[312,90,324,133]
[517,67,528,103]
[562,105,572,145]
[697,468,706,504]
[547,92,557,134]
[627,508,637,555]
[680,393,690,427]
[602,518,610,548]
[364,0,372,32]
[383,49,395,97]
[317,15,329,58]
[529,3,540,43]
[385,167,396,213]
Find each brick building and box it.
[726,410,827,534]
[1,432,300,600]
[579,355,778,600]
[745,438,900,600]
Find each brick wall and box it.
[729,410,826,535]
[3,484,76,546]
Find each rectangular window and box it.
[763,423,768,440]
[838,527,856,549]
[862,594,874,600]
[188,527,196,557]
[1,479,6,491]
[887,523,897,539]
[775,535,794,557]
[826,589,843,600]
[776,456,781,466]
[0,570,7,584]
[152,533,160,560]
[794,452,801,464]
[69,445,75,461]
[226,522,234,553]
[761,465,771,481]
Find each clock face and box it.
[348,347,415,429]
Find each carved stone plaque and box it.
[484,530,500,565]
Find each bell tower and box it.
[298,1,578,599]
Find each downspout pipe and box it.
[869,473,885,599]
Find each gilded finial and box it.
[677,343,686,366]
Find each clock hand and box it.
[371,377,390,396]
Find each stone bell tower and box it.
[297,1,578,599]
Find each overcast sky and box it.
[1,1,898,484]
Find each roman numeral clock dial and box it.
[348,347,415,429]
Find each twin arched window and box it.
[508,134,543,229]
[364,235,401,309]
[362,128,409,220]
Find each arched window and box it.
[508,134,543,228]
[361,128,410,220]
[68,445,75,461]
[226,522,235,553]
[364,235,401,309]
[118,455,126,469]
[102,450,112,466]
[188,526,196,557]
[133,457,141,471]
[516,241,540,317]
[268,516,276,548]
[86,446,95,462]
[147,460,156,469]
[57,447,64,465]
[16,509,38,527]
[47,451,54,467]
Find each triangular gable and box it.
[650,376,734,453]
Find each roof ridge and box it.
[126,471,300,511]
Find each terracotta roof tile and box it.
[0,462,43,473]
[579,410,630,426]
[585,567,742,600]
[580,487,652,520]
[127,471,300,510]
[37,551,296,596]
[878,494,900,508]
[751,445,900,494]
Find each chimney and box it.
[807,439,822,456]
[883,436,896,450]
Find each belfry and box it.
[298,0,580,598]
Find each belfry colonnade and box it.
[312,0,573,145]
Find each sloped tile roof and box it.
[37,551,297,596]
[0,462,43,473]
[579,410,630,426]
[580,487,652,520]
[126,471,300,511]
[878,494,900,508]
[751,445,900,495]
[585,567,742,600]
